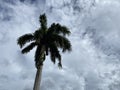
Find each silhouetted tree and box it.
[17,14,72,90]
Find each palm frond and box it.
[34,29,43,41]
[61,37,72,52]
[17,33,34,48]
[49,43,62,68]
[58,60,62,69]
[50,53,56,64]
[39,14,47,30]
[49,34,72,52]
[22,42,37,54]
[48,23,71,36]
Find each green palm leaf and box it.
[49,34,72,52]
[48,23,70,36]
[17,34,34,48]
[34,29,43,42]
[49,43,62,68]
[22,42,37,54]
[39,13,47,30]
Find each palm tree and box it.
[17,14,72,90]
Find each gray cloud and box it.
[0,0,120,90]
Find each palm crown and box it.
[17,14,72,69]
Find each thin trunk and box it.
[33,65,43,90]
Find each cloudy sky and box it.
[0,0,120,90]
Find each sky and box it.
[0,0,120,90]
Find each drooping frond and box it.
[50,52,55,64]
[49,43,62,68]
[58,60,62,69]
[48,23,71,36]
[49,34,72,52]
[22,42,37,54]
[60,36,72,52]
[17,33,34,48]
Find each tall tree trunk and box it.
[33,65,43,90]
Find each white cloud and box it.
[0,0,120,90]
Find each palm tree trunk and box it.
[33,65,43,90]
